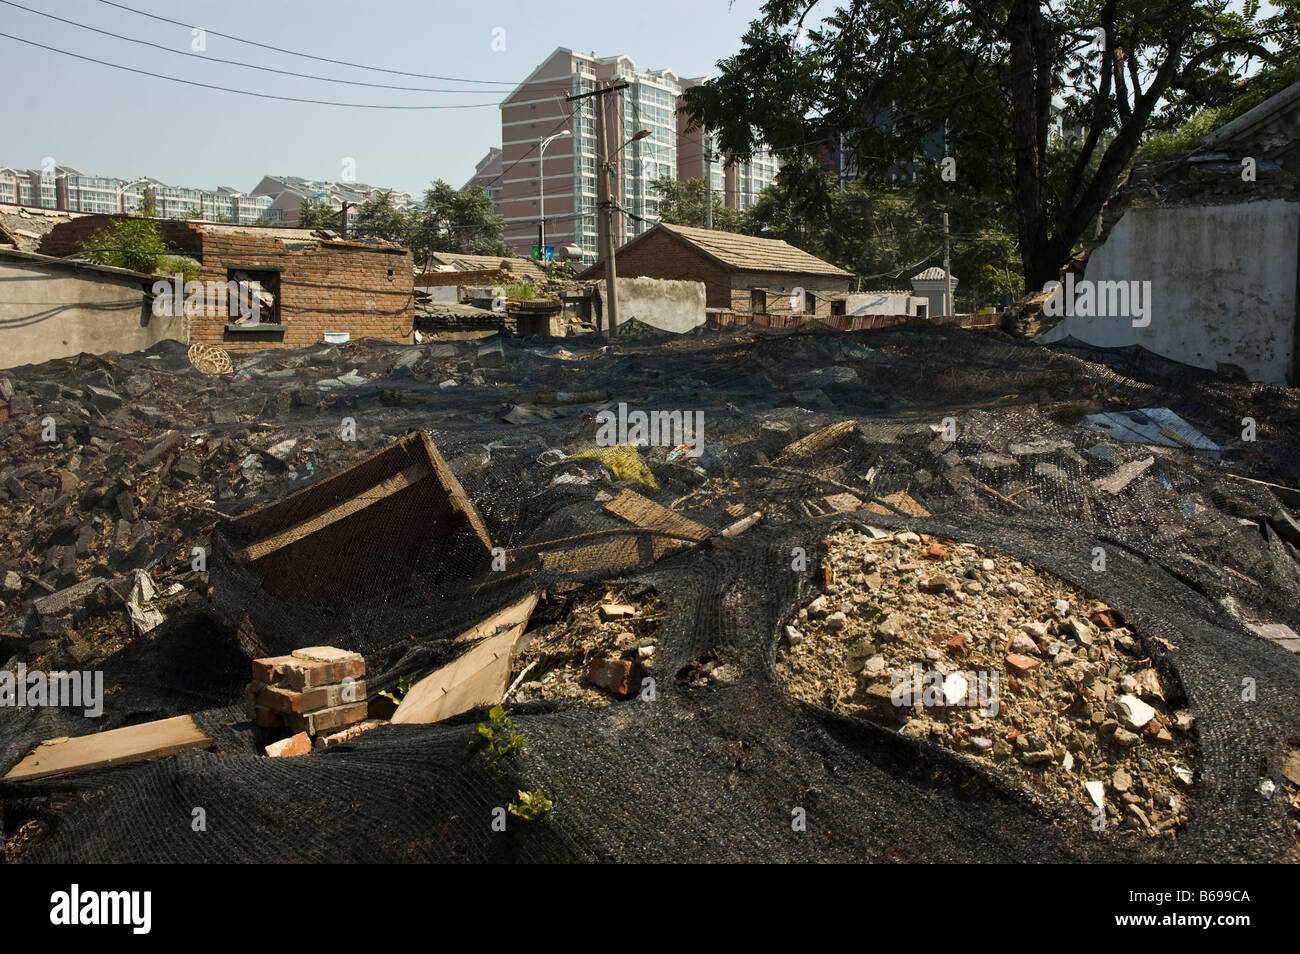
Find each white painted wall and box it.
[594,276,706,333]
[1039,199,1299,385]
[847,291,927,316]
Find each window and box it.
[804,289,816,314]
[225,267,281,330]
[915,303,928,319]
[750,289,766,314]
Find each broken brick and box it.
[587,658,646,697]
[1005,653,1040,673]
[265,732,311,758]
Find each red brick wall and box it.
[38,217,413,353]
[602,229,733,308]
[415,268,509,288]
[190,231,413,352]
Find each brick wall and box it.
[415,268,509,288]
[192,232,413,352]
[729,271,851,317]
[39,216,413,353]
[602,229,733,308]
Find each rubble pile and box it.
[778,527,1199,838]
[509,583,662,705]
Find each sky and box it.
[1,0,768,197]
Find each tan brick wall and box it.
[729,271,851,317]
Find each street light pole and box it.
[538,129,571,259]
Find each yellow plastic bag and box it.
[569,444,659,489]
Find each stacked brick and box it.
[246,646,368,736]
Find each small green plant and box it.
[477,704,524,760]
[499,282,536,302]
[82,218,169,274]
[379,676,414,705]
[508,789,553,821]
[165,255,200,285]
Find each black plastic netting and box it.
[3,324,1299,862]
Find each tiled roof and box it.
[428,251,547,282]
[912,266,957,281]
[658,223,852,277]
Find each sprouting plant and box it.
[477,704,525,761]
[379,676,413,705]
[508,789,553,821]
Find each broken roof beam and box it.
[4,715,213,782]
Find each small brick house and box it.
[39,216,414,353]
[579,222,852,317]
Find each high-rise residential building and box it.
[490,50,780,264]
[677,78,781,212]
[496,48,687,263]
[463,148,504,204]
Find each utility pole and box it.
[704,134,714,230]
[567,80,629,338]
[941,211,952,318]
[340,201,352,239]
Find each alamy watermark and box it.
[0,665,103,717]
[151,274,262,322]
[890,665,1000,716]
[595,402,704,457]
[1042,272,1151,327]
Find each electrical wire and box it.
[0,30,501,109]
[0,0,507,94]
[95,0,516,86]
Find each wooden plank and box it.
[4,715,213,782]
[391,593,538,725]
[775,420,856,464]
[604,489,714,543]
[238,460,430,562]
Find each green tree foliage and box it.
[407,181,507,262]
[651,175,743,231]
[82,218,169,274]
[298,198,339,229]
[682,0,1293,291]
[138,185,157,218]
[350,191,410,245]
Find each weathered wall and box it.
[593,276,706,333]
[848,291,927,316]
[728,271,851,317]
[0,260,185,368]
[1039,199,1299,385]
[603,229,733,308]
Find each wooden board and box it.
[4,715,214,782]
[391,593,538,725]
[604,489,714,543]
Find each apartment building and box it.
[677,78,780,212]
[463,148,504,204]
[250,175,415,227]
[491,51,781,265]
[0,168,51,208]
[496,48,686,264]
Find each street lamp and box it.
[116,177,151,215]
[538,129,570,257]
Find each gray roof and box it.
[654,223,852,277]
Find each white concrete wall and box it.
[594,276,706,333]
[1039,199,1299,385]
[848,291,926,316]
[1,261,187,369]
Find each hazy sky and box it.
[2,0,767,196]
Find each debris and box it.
[1117,693,1156,729]
[1006,653,1040,673]
[600,603,637,620]
[867,491,931,517]
[775,419,856,463]
[187,343,232,375]
[247,647,367,736]
[719,511,763,538]
[265,732,311,758]
[4,715,214,782]
[569,444,659,488]
[125,569,164,634]
[1084,408,1219,458]
[1092,456,1155,494]
[390,594,538,725]
[604,489,713,543]
[587,657,647,697]
[224,430,493,604]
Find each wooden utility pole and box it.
[568,80,628,338]
[942,211,953,318]
[704,135,714,230]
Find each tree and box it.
[407,181,506,261]
[82,218,169,274]
[298,198,339,229]
[682,0,1293,291]
[138,185,157,218]
[651,175,743,231]
[350,192,410,245]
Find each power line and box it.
[0,30,502,109]
[96,0,517,86]
[0,0,504,94]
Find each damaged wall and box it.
[593,276,706,333]
[0,254,186,369]
[1039,199,1299,385]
